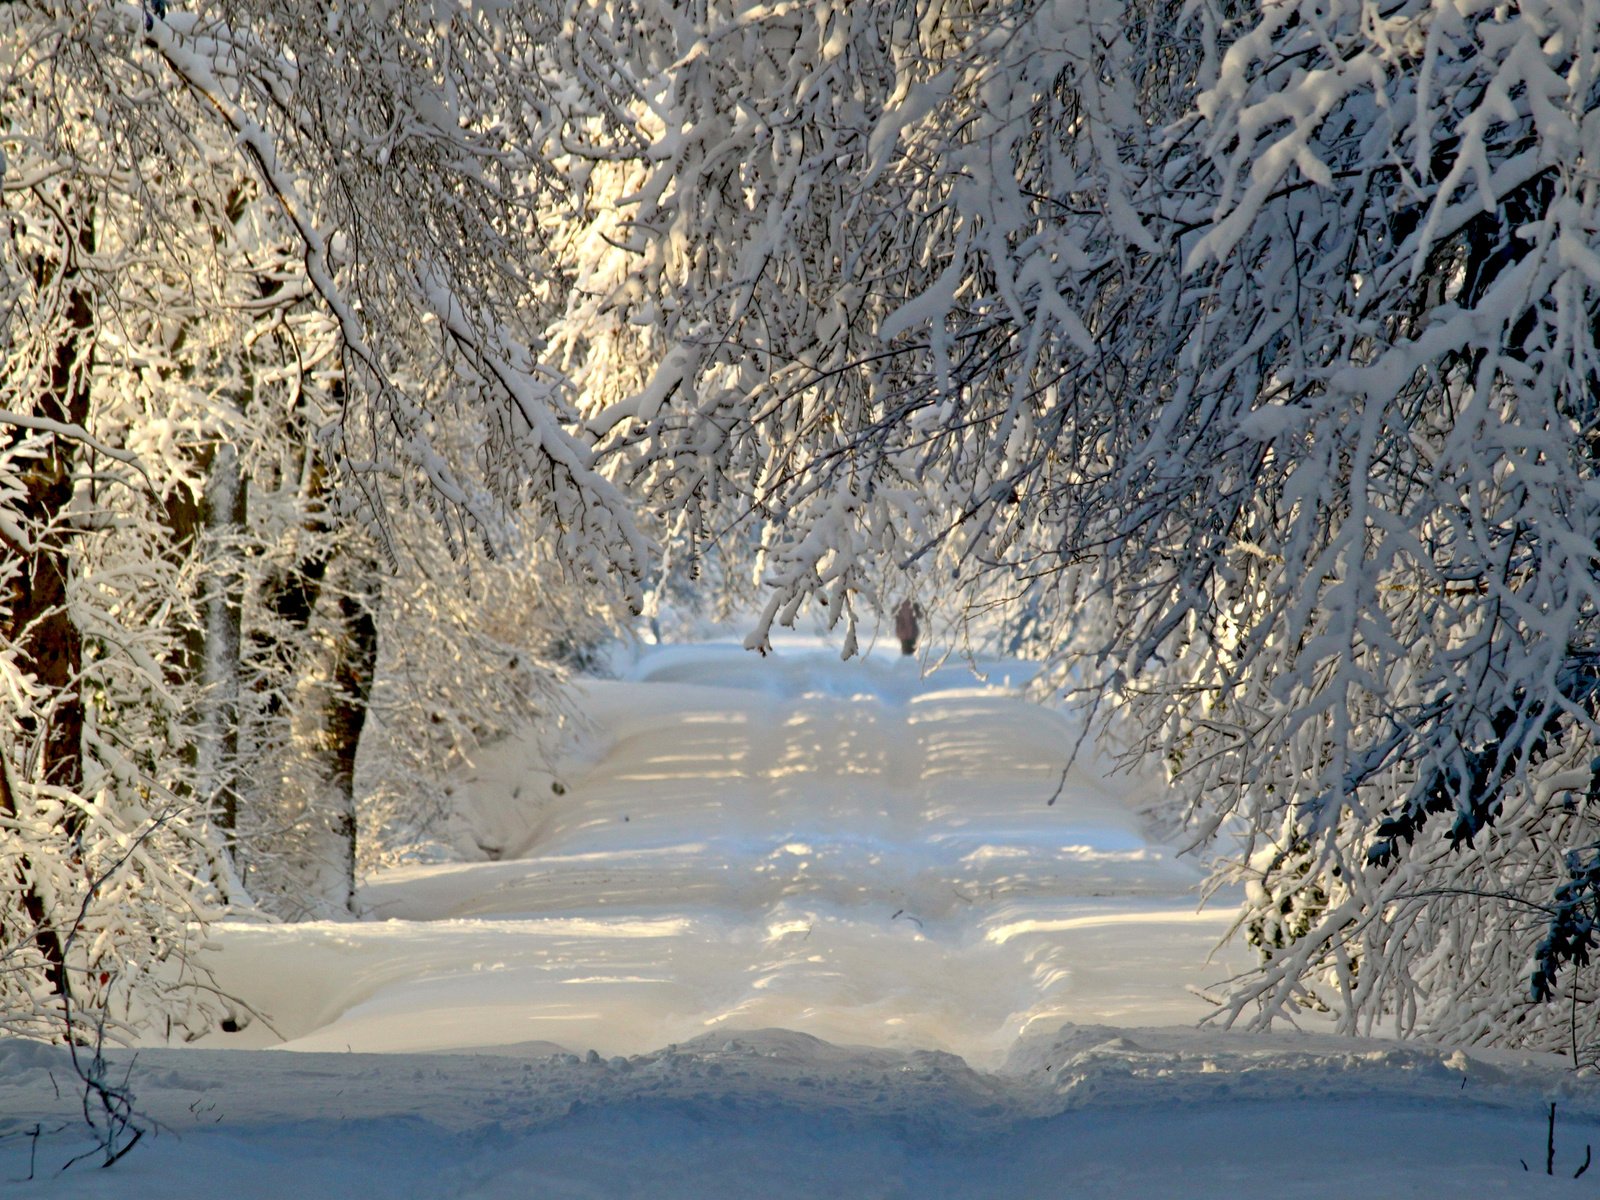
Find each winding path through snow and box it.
[202,638,1237,1066]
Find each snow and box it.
[199,637,1230,1063]
[6,633,1600,1195]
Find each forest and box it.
[3,0,1599,1071]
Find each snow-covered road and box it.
[9,638,1600,1198]
[202,639,1235,1065]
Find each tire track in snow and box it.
[201,641,1242,1065]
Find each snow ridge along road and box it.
[203,638,1234,1065]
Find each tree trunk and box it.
[0,198,95,1001]
[323,578,378,913]
[165,437,251,842]
[193,443,249,836]
[0,752,70,1002]
[165,185,277,844]
[7,228,93,805]
[252,519,378,914]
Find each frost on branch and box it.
[5,0,1598,1060]
[0,2,649,1038]
[547,0,1600,1053]
[142,2,649,601]
[1134,0,1600,1051]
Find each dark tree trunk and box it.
[7,246,92,804]
[0,754,70,1001]
[163,186,277,844]
[0,200,96,1001]
[324,582,378,912]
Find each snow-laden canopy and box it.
[2,0,1599,1059]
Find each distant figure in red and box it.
[894,599,921,656]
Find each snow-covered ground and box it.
[6,635,1600,1196]
[202,638,1234,1064]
